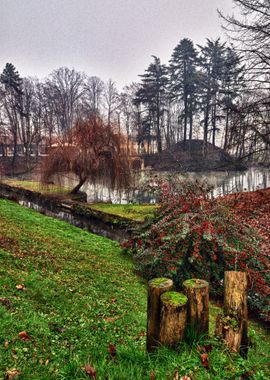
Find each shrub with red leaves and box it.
[123,180,270,322]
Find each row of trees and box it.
[0,64,127,165]
[0,0,269,165]
[134,0,270,161]
[134,39,245,156]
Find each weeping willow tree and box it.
[42,116,132,194]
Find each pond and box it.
[55,167,270,203]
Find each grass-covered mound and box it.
[0,199,269,379]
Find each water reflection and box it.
[55,167,270,204]
[179,168,270,197]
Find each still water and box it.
[56,167,270,204]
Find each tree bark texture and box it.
[183,279,209,337]
[215,271,248,356]
[159,291,187,347]
[146,278,173,352]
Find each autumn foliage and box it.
[123,180,270,322]
[41,117,132,194]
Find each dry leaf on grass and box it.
[173,367,179,380]
[18,331,30,341]
[85,363,96,379]
[5,369,21,380]
[108,343,117,361]
[16,284,25,291]
[0,298,12,306]
[200,353,210,369]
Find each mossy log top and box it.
[160,291,187,307]
[183,279,209,289]
[149,278,173,289]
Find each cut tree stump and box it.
[215,271,248,356]
[159,291,188,347]
[147,278,173,352]
[183,279,209,336]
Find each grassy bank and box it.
[1,179,158,221]
[1,179,71,195]
[0,199,269,379]
[89,203,158,222]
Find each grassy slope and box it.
[89,203,158,222]
[0,199,269,380]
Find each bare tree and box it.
[103,79,120,127]
[45,67,85,136]
[219,0,270,81]
[219,1,270,161]
[84,76,104,116]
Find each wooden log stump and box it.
[159,291,188,348]
[215,271,248,356]
[147,278,173,352]
[183,279,209,337]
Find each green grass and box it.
[89,203,158,221]
[2,179,71,194]
[0,199,269,379]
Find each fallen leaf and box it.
[85,363,96,379]
[180,377,191,380]
[5,369,21,379]
[4,341,9,348]
[150,369,155,379]
[198,344,212,353]
[200,353,210,369]
[173,367,179,380]
[201,343,212,353]
[18,331,30,341]
[16,284,25,291]
[0,298,12,306]
[45,359,49,366]
[108,343,116,361]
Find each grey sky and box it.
[0,0,236,88]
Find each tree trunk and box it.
[224,108,230,151]
[183,279,209,337]
[159,291,187,348]
[189,108,193,152]
[212,100,217,147]
[146,278,173,352]
[70,176,87,194]
[203,85,211,157]
[11,133,18,174]
[215,271,248,356]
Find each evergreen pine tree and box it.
[169,38,198,146]
[135,56,168,153]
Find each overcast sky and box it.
[0,0,236,88]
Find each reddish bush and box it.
[123,180,270,322]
